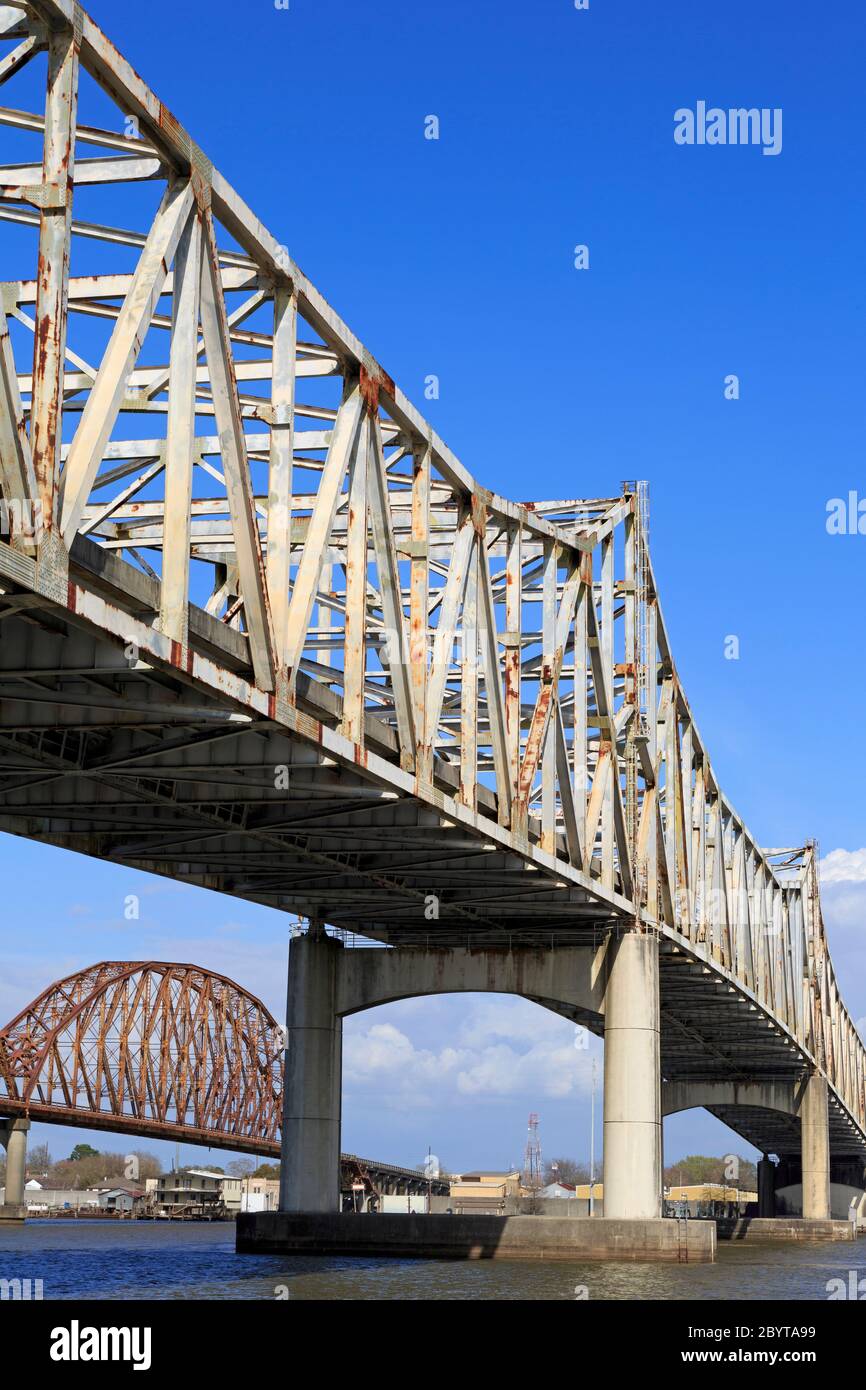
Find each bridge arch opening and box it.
[281,927,664,1219]
[340,986,603,1206]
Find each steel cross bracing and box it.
[0,1,862,1162]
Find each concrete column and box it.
[278,929,343,1214]
[602,930,661,1219]
[800,1070,830,1220]
[757,1155,775,1217]
[1,1118,30,1208]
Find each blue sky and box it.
[2,0,866,1178]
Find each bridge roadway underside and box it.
[0,543,863,1168]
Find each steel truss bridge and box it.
[0,959,449,1200]
[0,0,862,1177]
[0,961,284,1155]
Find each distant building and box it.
[240,1176,279,1213]
[186,1169,243,1212]
[153,1168,244,1215]
[540,1181,577,1199]
[153,1169,223,1215]
[571,1182,603,1200]
[664,1183,757,1205]
[449,1170,521,1214]
[97,1186,145,1213]
[0,1181,100,1212]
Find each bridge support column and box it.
[278,927,342,1214]
[602,929,661,1219]
[757,1156,775,1217]
[800,1071,830,1220]
[0,1118,29,1217]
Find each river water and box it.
[0,1221,863,1300]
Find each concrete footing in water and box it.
[237,1212,716,1262]
[716,1216,855,1242]
[0,1204,26,1224]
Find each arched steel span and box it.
[0,962,283,1157]
[0,1,861,1176]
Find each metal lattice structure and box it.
[0,961,283,1154]
[0,3,862,1164]
[523,1112,542,1191]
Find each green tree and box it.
[69,1143,99,1163]
[53,1150,127,1189]
[663,1154,757,1190]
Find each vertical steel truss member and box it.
[0,1,862,1165]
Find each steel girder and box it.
[0,2,861,1161]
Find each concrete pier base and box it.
[0,1118,29,1223]
[237,1212,716,1262]
[717,1216,854,1242]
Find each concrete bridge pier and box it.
[0,1118,29,1221]
[255,928,718,1258]
[277,931,610,1214]
[799,1070,831,1220]
[278,927,343,1214]
[757,1156,776,1217]
[663,1074,842,1231]
[602,929,662,1219]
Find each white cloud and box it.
[820,848,866,884]
[456,1039,590,1100]
[822,883,866,932]
[344,1021,465,1084]
[457,996,570,1048]
[343,1022,468,1110]
[343,1004,595,1110]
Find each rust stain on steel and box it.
[33,294,50,380]
[358,363,395,415]
[358,365,379,414]
[470,493,488,536]
[505,662,520,717]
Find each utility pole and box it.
[589,1057,598,1217]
